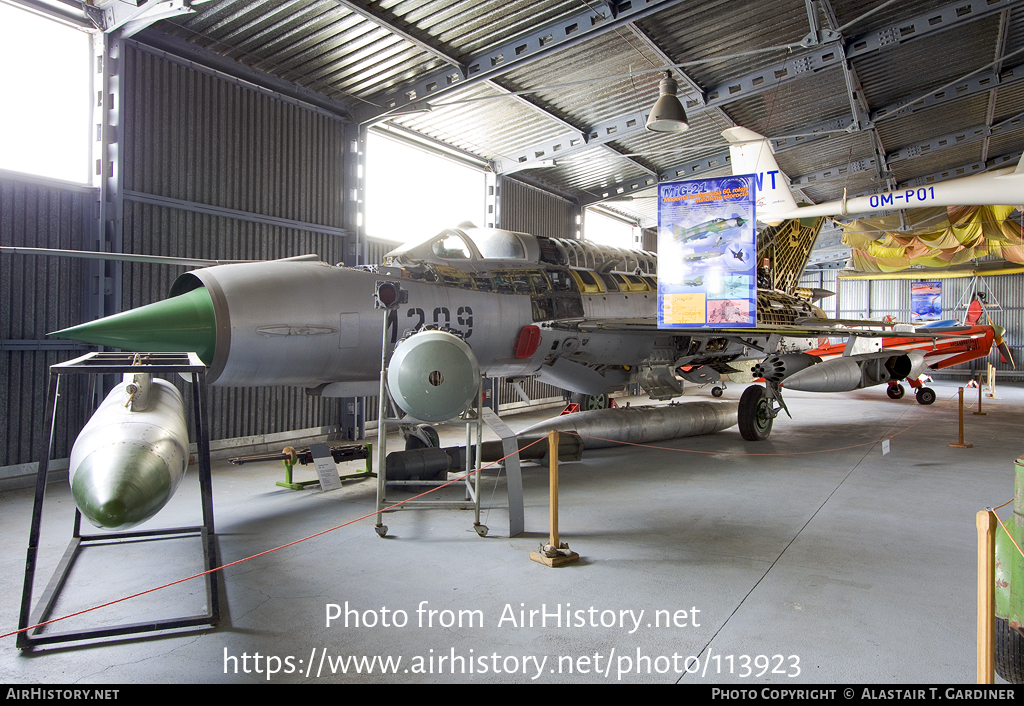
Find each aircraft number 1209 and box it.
[406,306,474,338]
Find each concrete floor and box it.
[1,378,1021,684]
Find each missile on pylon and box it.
[781,350,927,393]
[69,373,190,530]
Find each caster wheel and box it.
[374,524,388,538]
[474,524,489,537]
[711,386,724,398]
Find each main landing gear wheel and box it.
[738,386,774,441]
[886,384,905,400]
[916,387,936,405]
[996,617,1024,683]
[571,392,609,411]
[711,386,724,398]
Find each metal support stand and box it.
[372,287,485,538]
[17,352,219,649]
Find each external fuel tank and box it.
[68,373,190,530]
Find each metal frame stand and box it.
[372,290,485,538]
[17,352,219,649]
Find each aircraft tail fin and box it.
[722,127,799,224]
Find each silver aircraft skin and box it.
[53,222,997,441]
[156,224,816,400]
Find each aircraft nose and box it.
[49,287,218,364]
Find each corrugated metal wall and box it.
[499,177,576,240]
[120,43,351,441]
[0,175,93,467]
[801,270,1023,376]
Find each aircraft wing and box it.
[569,317,982,340]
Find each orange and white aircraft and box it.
[774,319,1002,405]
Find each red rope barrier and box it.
[2,435,547,641]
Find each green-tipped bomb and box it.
[72,442,176,529]
[51,286,217,365]
[69,376,189,530]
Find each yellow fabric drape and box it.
[841,206,1024,273]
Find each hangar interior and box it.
[2,0,1024,684]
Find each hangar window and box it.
[365,129,486,244]
[0,4,91,184]
[584,207,640,248]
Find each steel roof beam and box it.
[482,82,657,178]
[982,7,1012,163]
[353,0,688,123]
[843,0,1024,61]
[329,0,665,177]
[579,149,732,205]
[498,0,1024,174]
[872,64,1024,123]
[328,0,465,70]
[896,151,1021,189]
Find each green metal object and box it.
[72,442,173,529]
[997,520,1012,619]
[50,287,217,365]
[1010,456,1024,628]
[275,443,374,490]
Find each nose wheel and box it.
[738,386,775,440]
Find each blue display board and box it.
[657,175,757,328]
[911,281,942,322]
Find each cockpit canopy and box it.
[386,223,538,271]
[385,222,658,277]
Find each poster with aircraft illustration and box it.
[910,281,942,322]
[657,175,757,328]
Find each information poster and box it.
[657,175,757,328]
[910,281,942,322]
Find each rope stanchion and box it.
[977,508,996,684]
[1,435,547,642]
[974,374,987,416]
[951,387,974,448]
[530,431,579,568]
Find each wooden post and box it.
[977,509,996,684]
[548,430,559,548]
[974,374,987,416]
[530,431,579,567]
[950,387,973,448]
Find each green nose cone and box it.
[51,287,217,365]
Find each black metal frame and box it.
[16,352,219,649]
